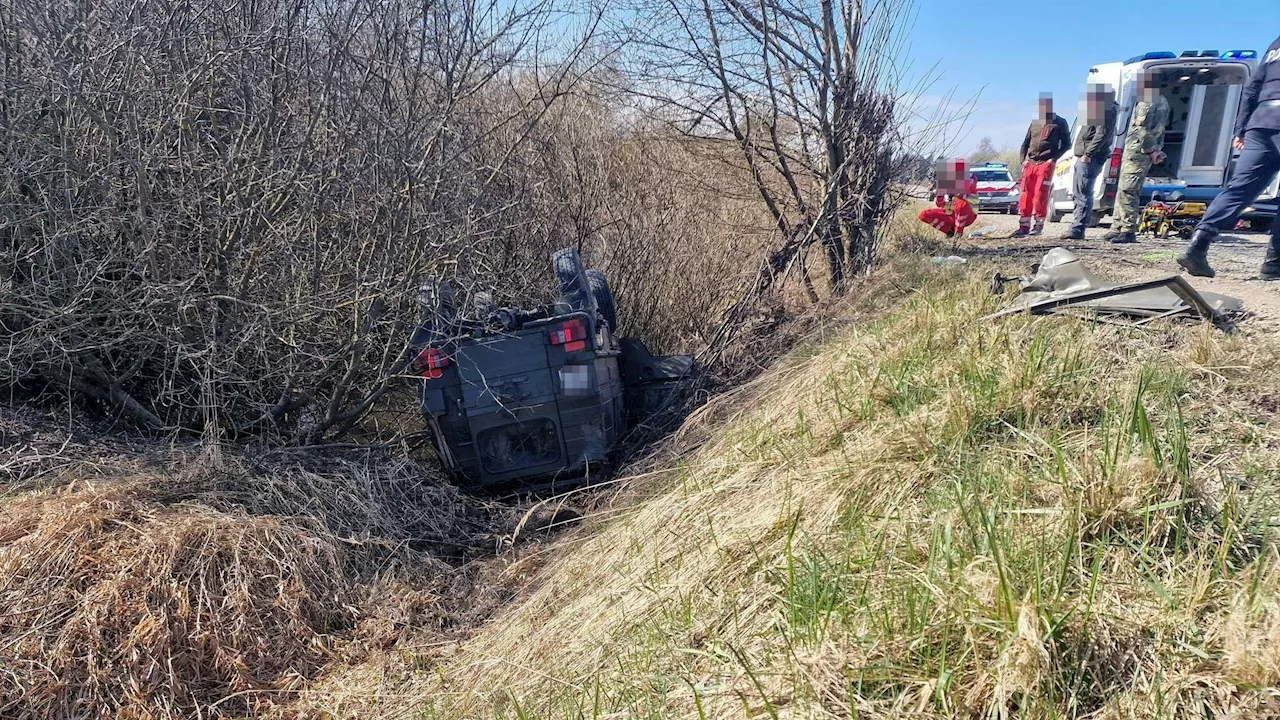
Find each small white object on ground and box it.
[931,256,967,265]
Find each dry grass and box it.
[337,263,1280,719]
[8,253,1280,719]
[0,434,508,719]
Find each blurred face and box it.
[1038,96,1053,119]
[1081,84,1113,124]
[1139,71,1159,96]
[933,158,968,194]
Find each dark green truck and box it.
[410,249,693,489]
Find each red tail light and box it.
[1106,148,1122,180]
[549,318,588,352]
[411,347,450,379]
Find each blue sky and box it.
[903,1,1280,154]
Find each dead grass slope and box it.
[366,265,1280,719]
[0,421,510,719]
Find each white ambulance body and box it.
[1047,49,1273,226]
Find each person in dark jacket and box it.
[1179,34,1280,279]
[1061,84,1118,240]
[1014,94,1071,238]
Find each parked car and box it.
[409,249,693,489]
[970,163,1020,213]
[1048,49,1274,224]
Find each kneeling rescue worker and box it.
[1178,32,1280,280]
[918,158,978,238]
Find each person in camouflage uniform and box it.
[1105,70,1170,244]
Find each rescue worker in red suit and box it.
[1014,95,1071,237]
[918,163,978,238]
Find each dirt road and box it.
[958,210,1280,332]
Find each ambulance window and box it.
[1192,85,1229,167]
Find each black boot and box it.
[1105,231,1136,244]
[1261,233,1280,281]
[1176,229,1216,278]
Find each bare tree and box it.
[625,0,911,313]
[971,136,999,161]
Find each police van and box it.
[1048,49,1279,226]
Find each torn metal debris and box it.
[984,247,1242,331]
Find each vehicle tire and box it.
[552,248,597,315]
[473,291,496,320]
[1048,206,1065,224]
[585,269,619,330]
[418,279,456,328]
[1087,213,1104,228]
[414,279,457,347]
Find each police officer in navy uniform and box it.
[1179,35,1280,279]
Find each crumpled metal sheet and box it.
[985,247,1242,329]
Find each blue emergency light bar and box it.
[1129,49,1252,64]
[1126,51,1176,64]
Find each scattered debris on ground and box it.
[986,247,1243,330]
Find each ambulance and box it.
[1047,50,1279,226]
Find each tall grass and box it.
[331,267,1280,720]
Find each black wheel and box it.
[551,248,596,315]
[1048,207,1065,223]
[585,269,618,331]
[417,279,456,328]
[473,291,496,320]
[414,279,457,346]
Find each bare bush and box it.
[0,0,779,438]
[518,92,775,353]
[969,136,1023,178]
[436,82,774,355]
[0,0,610,439]
[0,0,896,441]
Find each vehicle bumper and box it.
[975,196,1017,211]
